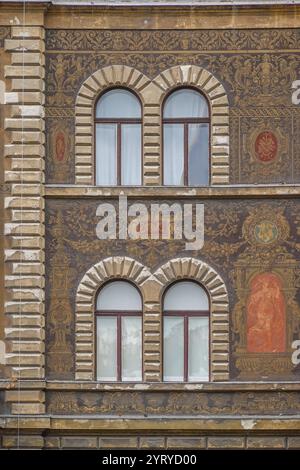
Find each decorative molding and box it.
[75,256,229,382]
[74,64,229,186]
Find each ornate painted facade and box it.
[1,0,300,450]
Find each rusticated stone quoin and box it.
[3,24,46,414]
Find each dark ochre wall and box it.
[45,28,300,185]
[45,198,300,382]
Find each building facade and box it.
[1,0,300,450]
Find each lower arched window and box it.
[96,280,142,382]
[163,281,209,382]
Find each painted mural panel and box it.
[247,272,286,353]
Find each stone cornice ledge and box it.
[45,184,300,199]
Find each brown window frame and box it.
[95,309,143,382]
[163,310,210,383]
[94,88,143,186]
[162,88,210,187]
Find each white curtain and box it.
[95,124,117,185]
[97,316,117,381]
[188,317,209,381]
[121,316,142,381]
[163,316,184,381]
[188,123,209,186]
[164,89,208,119]
[121,124,142,185]
[163,124,184,185]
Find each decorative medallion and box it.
[242,205,289,248]
[254,130,278,163]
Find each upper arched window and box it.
[95,88,142,186]
[163,281,209,382]
[96,280,142,382]
[163,88,209,187]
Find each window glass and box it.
[164,281,209,311]
[97,316,117,381]
[96,88,141,119]
[164,89,208,119]
[122,316,142,381]
[163,316,184,381]
[97,281,142,311]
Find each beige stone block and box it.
[61,437,98,449]
[2,435,44,448]
[75,175,93,185]
[11,26,44,39]
[5,170,44,183]
[209,85,226,99]
[5,222,43,236]
[4,143,44,157]
[100,437,138,449]
[212,372,229,381]
[6,353,44,366]
[212,135,229,146]
[9,287,44,302]
[11,78,44,92]
[211,95,229,106]
[203,75,220,93]
[211,175,229,184]
[11,52,44,65]
[5,118,44,131]
[5,390,44,403]
[11,210,42,222]
[78,86,95,100]
[9,104,44,118]
[144,175,160,185]
[167,437,206,449]
[5,65,44,79]
[5,275,44,288]
[5,300,44,314]
[75,126,92,136]
[213,125,229,135]
[5,326,44,340]
[140,83,164,104]
[11,403,45,415]
[11,131,45,143]
[4,249,45,262]
[11,367,44,379]
[140,437,165,449]
[5,196,42,209]
[5,38,45,53]
[75,371,93,380]
[76,96,93,107]
[10,341,44,354]
[10,158,44,172]
[211,362,229,372]
[11,185,43,197]
[247,437,285,449]
[208,437,245,449]
[9,236,44,249]
[75,144,92,155]
[75,115,93,126]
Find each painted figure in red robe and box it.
[247,272,286,353]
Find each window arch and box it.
[163,88,210,187]
[163,280,210,382]
[96,280,143,382]
[95,88,142,186]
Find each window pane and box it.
[96,124,117,185]
[164,89,208,119]
[96,89,141,119]
[164,281,209,311]
[97,316,117,381]
[122,316,142,381]
[188,123,209,186]
[163,124,184,185]
[121,124,142,185]
[163,316,184,381]
[188,317,209,381]
[97,281,142,311]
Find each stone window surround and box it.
[75,256,230,382]
[75,64,229,186]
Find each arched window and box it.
[163,88,209,186]
[95,88,142,186]
[96,280,142,381]
[163,281,209,382]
